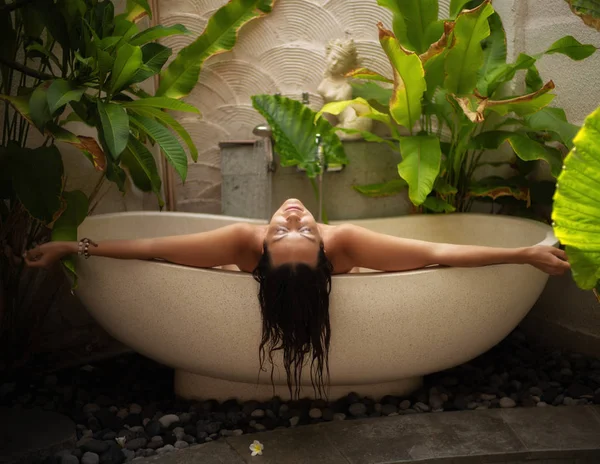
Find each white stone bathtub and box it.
[75,212,556,401]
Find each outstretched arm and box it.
[336,224,570,275]
[24,223,260,270]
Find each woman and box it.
[25,198,570,398]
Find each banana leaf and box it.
[157,0,275,99]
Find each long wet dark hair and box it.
[252,242,334,399]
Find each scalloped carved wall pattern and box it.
[159,0,452,212]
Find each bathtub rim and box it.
[78,211,558,279]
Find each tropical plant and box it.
[315,0,596,216]
[0,0,275,371]
[251,94,348,223]
[565,0,600,31]
[551,0,600,301]
[552,107,600,301]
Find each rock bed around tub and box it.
[2,329,600,463]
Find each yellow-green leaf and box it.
[345,68,392,83]
[317,97,394,129]
[552,105,600,290]
[398,135,442,205]
[378,23,426,131]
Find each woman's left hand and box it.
[524,246,571,275]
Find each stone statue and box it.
[317,38,373,140]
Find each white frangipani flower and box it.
[249,440,264,456]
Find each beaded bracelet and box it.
[78,238,98,259]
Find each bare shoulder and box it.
[321,223,360,245]
[319,223,359,273]
[234,223,265,271]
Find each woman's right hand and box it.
[24,242,73,268]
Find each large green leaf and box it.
[157,0,274,99]
[9,144,64,223]
[552,106,600,290]
[129,106,198,162]
[0,94,33,126]
[351,82,393,107]
[397,135,442,205]
[129,113,188,181]
[130,43,172,83]
[423,196,456,213]
[377,0,438,54]
[46,79,86,114]
[121,97,199,113]
[105,156,127,192]
[482,53,536,97]
[109,43,143,94]
[354,179,408,198]
[379,24,426,131]
[29,82,53,131]
[445,1,495,96]
[524,107,580,150]
[476,12,507,96]
[525,65,544,93]
[51,190,89,242]
[376,0,412,50]
[473,130,562,177]
[121,135,163,206]
[252,94,347,177]
[129,24,189,47]
[97,101,129,159]
[545,35,597,60]
[423,48,447,102]
[565,0,600,31]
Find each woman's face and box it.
[264,199,322,267]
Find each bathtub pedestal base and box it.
[174,370,423,402]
